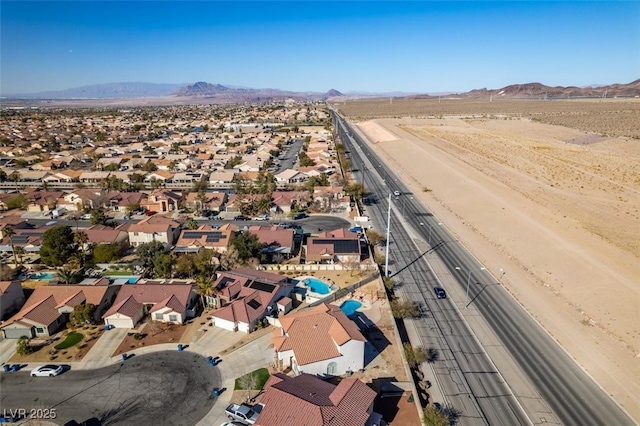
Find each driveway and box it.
[0,351,222,426]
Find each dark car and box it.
[433,287,447,299]
[293,212,307,220]
[234,215,251,221]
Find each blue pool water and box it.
[29,272,56,280]
[340,300,362,317]
[304,278,331,295]
[106,276,140,284]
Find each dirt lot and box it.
[336,101,640,420]
[112,321,188,356]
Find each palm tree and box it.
[73,231,89,267]
[57,267,76,284]
[13,246,26,267]
[2,226,18,266]
[196,274,215,309]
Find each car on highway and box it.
[234,215,251,221]
[30,364,64,377]
[433,287,447,299]
[393,190,401,196]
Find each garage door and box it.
[105,317,134,329]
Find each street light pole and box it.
[455,266,486,308]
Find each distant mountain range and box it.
[410,79,640,100]
[2,79,638,102]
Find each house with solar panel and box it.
[305,229,362,264]
[174,225,234,254]
[210,268,293,333]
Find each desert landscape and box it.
[337,98,640,420]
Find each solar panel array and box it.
[247,299,262,310]
[182,231,224,243]
[10,235,30,244]
[312,239,360,254]
[248,281,276,293]
[218,276,236,288]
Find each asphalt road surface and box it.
[0,351,222,426]
[332,110,635,426]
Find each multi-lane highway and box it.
[332,110,635,426]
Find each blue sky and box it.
[1,1,638,94]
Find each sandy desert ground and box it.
[348,114,640,420]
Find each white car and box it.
[30,364,64,377]
[253,214,269,221]
[80,213,92,220]
[393,190,401,196]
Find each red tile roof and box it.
[102,284,192,318]
[274,303,366,366]
[256,373,376,426]
[1,285,109,328]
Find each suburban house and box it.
[102,282,198,329]
[270,191,309,215]
[84,224,130,249]
[58,188,102,211]
[103,191,148,212]
[174,225,234,254]
[246,226,295,258]
[210,268,293,333]
[274,169,309,186]
[184,191,227,213]
[313,187,350,212]
[273,303,366,376]
[141,189,182,213]
[0,285,118,339]
[0,281,26,321]
[305,229,362,264]
[208,171,236,187]
[0,226,52,256]
[25,191,64,213]
[256,373,379,426]
[225,194,270,214]
[127,215,182,247]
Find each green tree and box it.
[390,298,420,319]
[422,405,449,426]
[92,243,123,263]
[344,182,366,201]
[90,208,107,225]
[142,161,158,172]
[40,225,76,267]
[5,194,27,210]
[57,267,81,284]
[231,232,265,262]
[136,241,166,276]
[403,343,429,368]
[186,218,199,230]
[70,303,97,325]
[196,274,215,308]
[16,336,32,355]
[2,226,18,266]
[154,253,175,278]
[73,230,89,267]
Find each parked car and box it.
[234,215,251,221]
[253,214,269,221]
[31,364,64,377]
[145,210,157,216]
[293,212,307,220]
[225,403,262,425]
[433,287,447,299]
[80,213,92,220]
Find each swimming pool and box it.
[303,277,332,295]
[106,276,140,284]
[29,272,57,280]
[340,300,362,317]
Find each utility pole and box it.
[384,193,391,277]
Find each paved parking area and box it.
[0,351,221,426]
